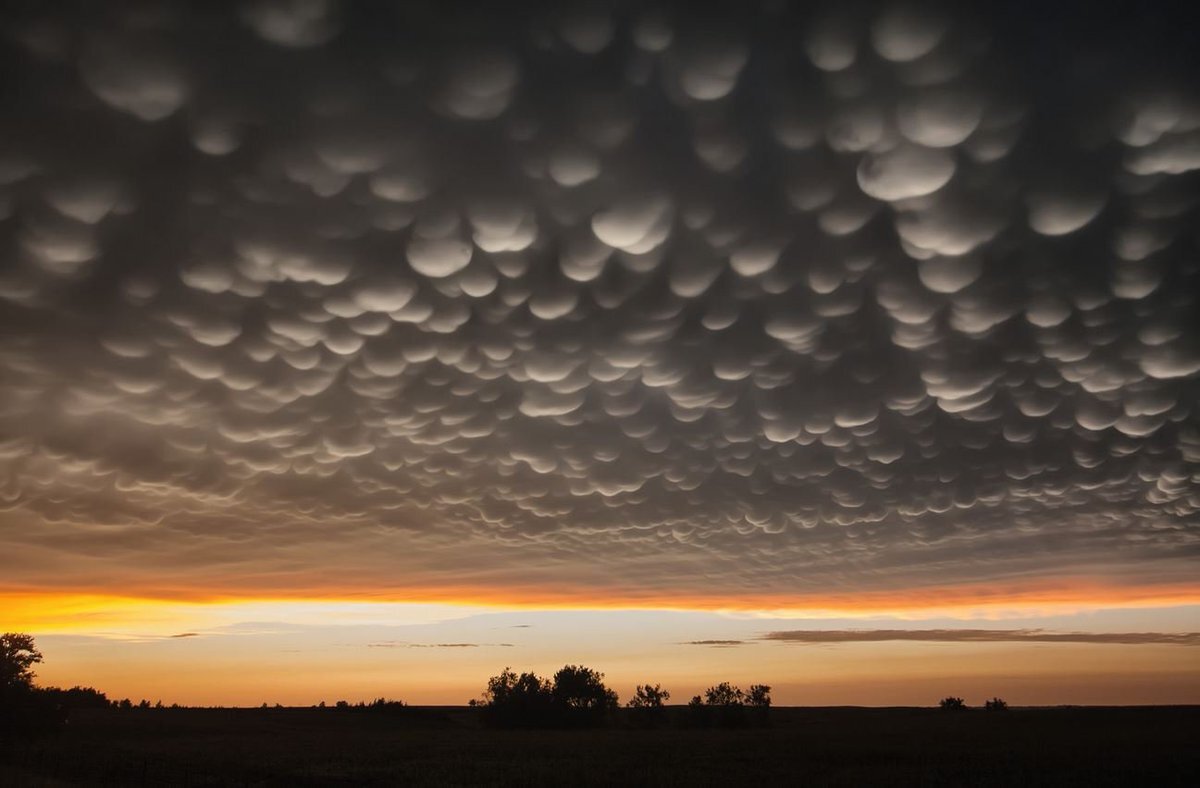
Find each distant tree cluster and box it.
[478,665,618,728]
[476,667,772,729]
[112,697,173,710]
[938,696,1011,711]
[327,698,408,712]
[685,682,772,728]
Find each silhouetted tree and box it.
[628,684,671,709]
[551,665,618,727]
[704,681,745,706]
[479,667,554,728]
[744,684,772,726]
[939,696,967,711]
[984,697,1009,711]
[745,684,772,708]
[627,683,671,727]
[1,633,42,695]
[1,634,65,736]
[704,682,749,727]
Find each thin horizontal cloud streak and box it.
[366,642,514,649]
[762,630,1200,646]
[681,640,748,647]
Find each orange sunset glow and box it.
[2,0,1199,729]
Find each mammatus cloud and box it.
[761,630,1200,646]
[0,1,1197,607]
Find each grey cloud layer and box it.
[761,630,1200,646]
[0,1,1198,600]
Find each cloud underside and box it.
[0,1,1197,604]
[761,629,1200,646]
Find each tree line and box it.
[4,633,1011,737]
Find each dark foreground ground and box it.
[2,706,1197,786]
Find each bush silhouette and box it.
[984,697,1009,711]
[939,696,967,711]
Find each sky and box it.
[1,0,1198,706]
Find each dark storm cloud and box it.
[762,629,1200,646]
[0,1,1198,601]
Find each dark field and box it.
[2,706,1197,786]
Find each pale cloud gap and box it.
[0,0,1196,605]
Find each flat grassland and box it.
[2,706,1197,786]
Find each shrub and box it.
[984,697,1009,711]
[939,696,967,711]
